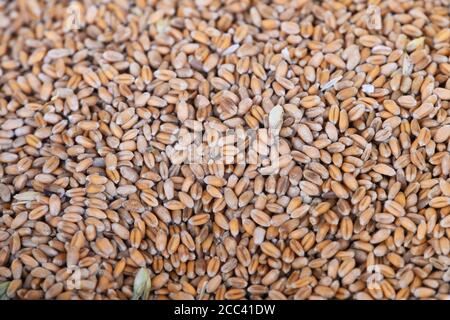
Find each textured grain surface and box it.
[0,0,449,300]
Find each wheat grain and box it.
[0,0,449,301]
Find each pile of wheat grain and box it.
[0,0,449,300]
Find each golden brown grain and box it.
[0,0,448,302]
